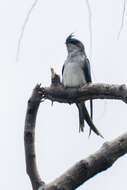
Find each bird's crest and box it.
[66,33,84,49]
[66,33,75,44]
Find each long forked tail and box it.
[76,103,103,138]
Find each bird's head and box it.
[65,34,84,53]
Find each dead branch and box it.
[24,84,45,190]
[24,81,127,190]
[44,133,127,190]
[42,83,127,104]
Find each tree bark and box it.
[24,83,127,190]
[24,85,45,190]
[43,83,127,104]
[44,133,127,190]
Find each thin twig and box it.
[16,0,39,62]
[117,0,126,39]
[85,0,92,60]
[85,0,96,82]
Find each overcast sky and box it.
[1,0,127,189]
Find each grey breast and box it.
[62,56,86,87]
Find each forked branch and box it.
[24,81,127,190]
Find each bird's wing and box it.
[83,58,93,130]
[62,63,65,76]
[83,58,92,83]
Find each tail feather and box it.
[83,104,103,138]
[76,102,103,138]
[76,103,84,132]
[89,99,93,136]
[90,99,93,120]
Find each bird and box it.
[62,34,103,138]
[51,68,61,86]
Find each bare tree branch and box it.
[44,132,127,190]
[24,84,45,190]
[24,82,127,190]
[42,83,127,104]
